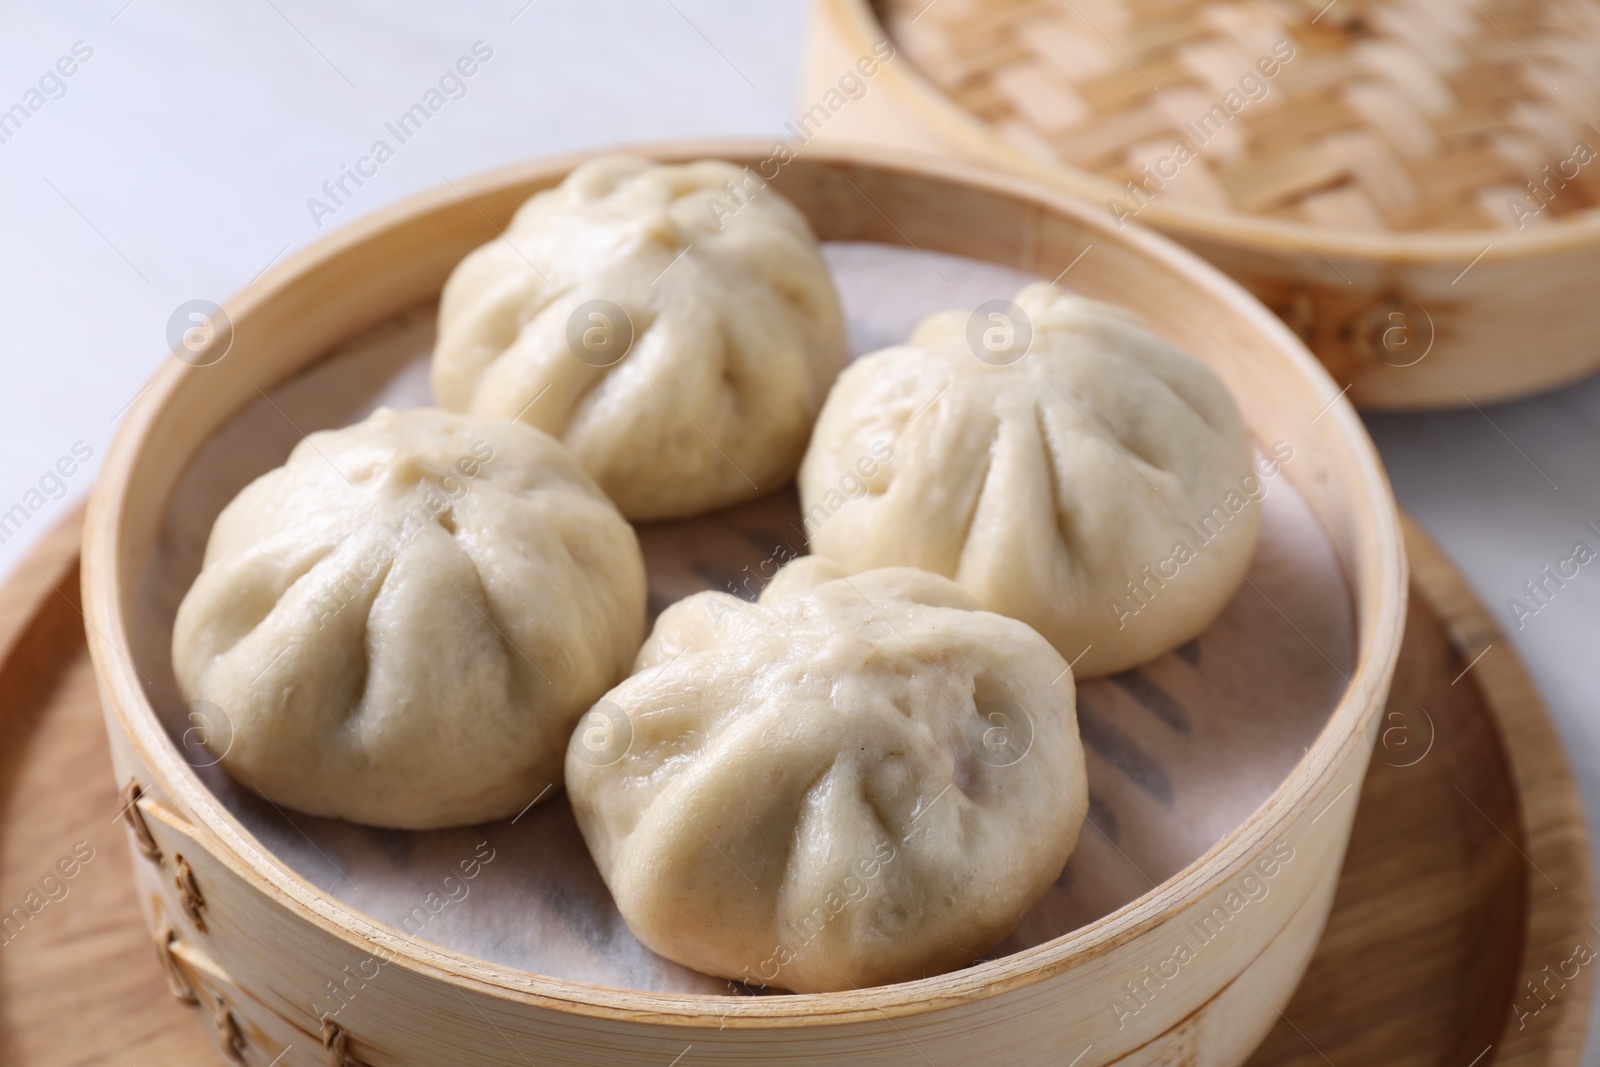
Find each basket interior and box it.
[124,241,1356,996]
[881,0,1600,233]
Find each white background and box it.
[2,0,1597,1056]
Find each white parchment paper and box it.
[128,243,1354,997]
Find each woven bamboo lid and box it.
[881,0,1600,236]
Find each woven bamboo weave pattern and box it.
[881,0,1600,231]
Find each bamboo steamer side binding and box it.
[804,0,1600,410]
[81,141,1406,1066]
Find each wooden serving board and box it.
[0,508,1592,1066]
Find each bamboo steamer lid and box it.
[883,0,1600,233]
[821,0,1600,407]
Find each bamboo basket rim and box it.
[828,0,1600,264]
[81,138,1407,1027]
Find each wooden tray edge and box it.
[1401,514,1597,1063]
[0,504,85,671]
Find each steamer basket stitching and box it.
[155,923,199,1005]
[323,1019,371,1067]
[174,854,207,933]
[120,779,161,863]
[214,996,247,1062]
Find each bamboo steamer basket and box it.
[82,141,1406,1066]
[806,0,1600,409]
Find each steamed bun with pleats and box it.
[171,407,646,829]
[432,155,847,520]
[799,283,1261,677]
[566,556,1087,993]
